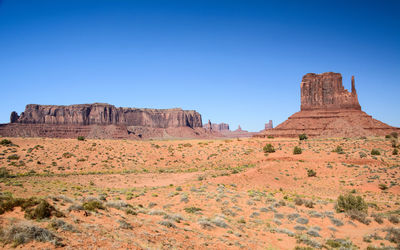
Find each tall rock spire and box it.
[351,75,357,95]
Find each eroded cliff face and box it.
[11,103,202,128]
[256,72,398,138]
[300,72,361,111]
[203,122,230,132]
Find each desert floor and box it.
[0,136,399,249]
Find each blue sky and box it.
[0,0,399,131]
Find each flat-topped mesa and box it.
[11,103,202,128]
[300,72,361,111]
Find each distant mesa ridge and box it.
[1,103,209,139]
[10,103,202,128]
[256,72,399,138]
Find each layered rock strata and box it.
[0,103,209,139]
[256,72,398,138]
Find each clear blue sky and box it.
[0,0,399,131]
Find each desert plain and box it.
[0,135,399,249]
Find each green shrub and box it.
[184,207,202,213]
[77,136,85,141]
[299,134,308,140]
[332,146,344,153]
[0,139,12,146]
[393,148,398,155]
[263,144,275,153]
[371,149,380,155]
[378,183,388,190]
[391,132,398,139]
[267,135,274,139]
[25,200,64,220]
[293,146,302,155]
[307,169,316,177]
[359,152,367,158]
[7,154,20,160]
[82,200,104,211]
[335,193,368,213]
[0,167,12,178]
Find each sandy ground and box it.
[0,136,399,249]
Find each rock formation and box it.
[203,122,230,132]
[256,72,399,138]
[264,120,273,130]
[0,103,212,139]
[11,103,202,128]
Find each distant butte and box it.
[256,72,399,138]
[0,103,216,139]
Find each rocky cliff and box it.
[10,103,202,128]
[300,72,361,111]
[1,103,210,139]
[203,122,230,132]
[256,72,398,138]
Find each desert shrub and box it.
[49,219,77,232]
[359,152,367,158]
[332,145,344,153]
[391,139,398,148]
[263,144,275,153]
[347,209,370,224]
[299,134,308,140]
[304,200,315,208]
[25,200,64,220]
[384,227,400,245]
[391,132,398,138]
[211,217,229,228]
[378,184,388,190]
[184,207,202,213]
[7,154,20,160]
[293,146,302,155]
[158,220,176,228]
[393,148,398,155]
[335,193,368,213]
[82,200,104,211]
[62,152,74,158]
[371,213,384,224]
[294,197,304,206]
[371,149,380,155]
[307,169,316,177]
[77,136,85,141]
[0,167,12,178]
[0,222,62,247]
[0,139,12,146]
[118,219,133,229]
[267,135,274,139]
[125,208,137,215]
[388,215,399,224]
[198,218,214,229]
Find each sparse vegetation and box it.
[307,169,316,177]
[335,193,368,213]
[299,134,308,140]
[293,146,302,154]
[77,136,85,141]
[371,149,381,155]
[263,143,275,153]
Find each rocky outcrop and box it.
[265,120,273,130]
[11,103,202,128]
[1,103,210,139]
[256,72,399,138]
[203,122,230,132]
[301,72,361,111]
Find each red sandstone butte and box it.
[256,72,399,138]
[0,103,215,139]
